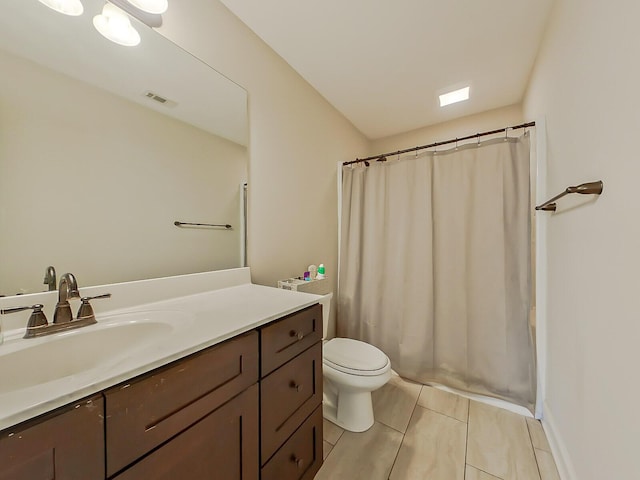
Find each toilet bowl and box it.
[319,293,391,432]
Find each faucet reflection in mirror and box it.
[43,266,57,292]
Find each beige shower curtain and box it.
[338,134,535,410]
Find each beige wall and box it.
[370,104,523,155]
[158,0,369,293]
[524,1,640,479]
[0,49,247,294]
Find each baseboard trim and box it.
[541,401,578,480]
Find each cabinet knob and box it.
[289,330,304,341]
[290,455,305,469]
[289,381,302,392]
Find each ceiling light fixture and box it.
[93,3,141,47]
[37,0,84,16]
[439,86,470,107]
[125,0,168,14]
[109,0,164,28]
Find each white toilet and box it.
[319,293,391,432]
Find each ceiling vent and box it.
[143,91,177,108]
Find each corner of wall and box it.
[541,401,578,480]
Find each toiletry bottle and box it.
[316,264,326,279]
[308,265,317,280]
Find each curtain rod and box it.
[344,121,536,166]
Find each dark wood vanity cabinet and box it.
[0,302,323,480]
[259,303,324,480]
[0,395,104,480]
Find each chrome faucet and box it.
[43,266,56,292]
[53,273,81,324]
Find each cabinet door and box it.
[113,384,259,480]
[0,395,104,480]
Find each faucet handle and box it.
[1,304,49,335]
[77,294,112,322]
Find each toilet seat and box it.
[323,338,390,376]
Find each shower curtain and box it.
[338,134,536,410]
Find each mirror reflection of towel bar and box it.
[535,180,603,212]
[174,221,232,229]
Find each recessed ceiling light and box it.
[38,0,84,16]
[126,0,168,14]
[93,3,141,47]
[439,86,470,107]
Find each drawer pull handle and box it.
[289,381,303,392]
[290,455,305,469]
[289,330,304,341]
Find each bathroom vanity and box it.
[0,269,323,480]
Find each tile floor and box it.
[316,374,560,480]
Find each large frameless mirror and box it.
[0,0,249,295]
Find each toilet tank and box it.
[318,292,333,339]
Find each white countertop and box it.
[0,277,322,432]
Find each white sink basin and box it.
[0,310,188,394]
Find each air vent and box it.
[143,91,177,108]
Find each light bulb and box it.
[38,0,84,16]
[93,3,141,47]
[126,0,168,14]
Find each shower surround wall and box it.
[523,0,640,478]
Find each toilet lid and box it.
[323,338,390,375]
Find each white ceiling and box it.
[220,0,556,140]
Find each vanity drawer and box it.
[261,342,322,465]
[260,303,322,376]
[261,406,323,480]
[104,331,259,476]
